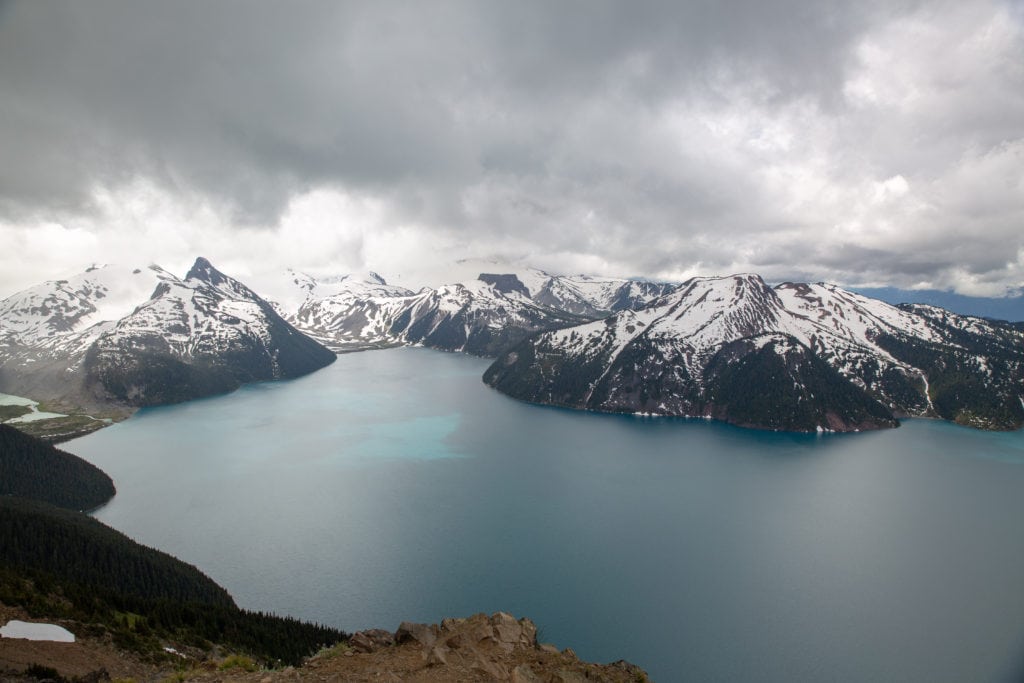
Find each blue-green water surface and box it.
[66,348,1024,682]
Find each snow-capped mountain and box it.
[474,266,676,317]
[9,260,1017,435]
[531,273,676,317]
[268,265,674,354]
[289,275,588,355]
[246,268,411,319]
[288,272,416,350]
[484,274,1024,432]
[0,265,182,413]
[383,280,589,356]
[3,260,661,415]
[83,258,335,406]
[0,258,335,414]
[0,264,173,347]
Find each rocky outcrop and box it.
[0,609,648,683]
[307,612,650,682]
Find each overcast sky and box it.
[1,0,1023,296]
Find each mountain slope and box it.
[485,274,1024,432]
[289,271,417,350]
[0,264,170,345]
[83,258,336,407]
[386,280,590,356]
[0,496,233,607]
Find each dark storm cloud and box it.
[0,1,889,213]
[0,0,1022,295]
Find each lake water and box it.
[66,348,1024,682]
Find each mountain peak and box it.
[185,257,227,286]
[344,271,388,286]
[478,273,530,298]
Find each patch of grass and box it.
[218,654,259,672]
[114,610,144,629]
[0,404,33,421]
[313,641,351,659]
[12,415,109,443]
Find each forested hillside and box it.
[0,496,347,664]
[0,424,115,510]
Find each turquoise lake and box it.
[66,347,1024,682]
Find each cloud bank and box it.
[1,0,1022,295]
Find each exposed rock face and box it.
[480,273,532,298]
[485,274,1024,432]
[319,612,649,682]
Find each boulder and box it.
[440,617,465,631]
[467,618,496,646]
[491,611,523,646]
[444,632,468,650]
[609,659,649,680]
[518,617,538,647]
[395,621,437,649]
[349,628,395,653]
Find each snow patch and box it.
[1,620,75,642]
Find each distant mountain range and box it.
[2,260,1022,434]
[251,265,675,354]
